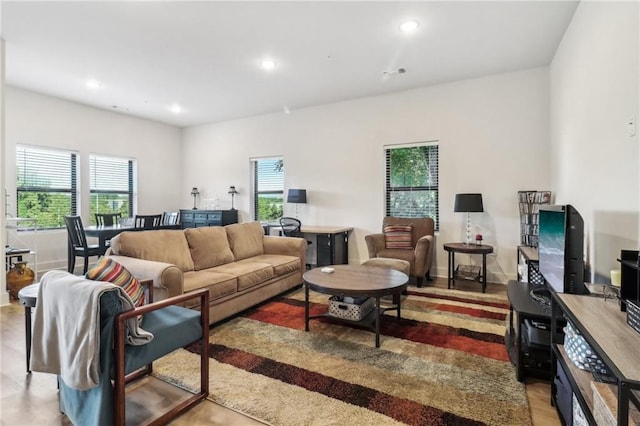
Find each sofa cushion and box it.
[183,270,237,301]
[114,230,195,272]
[248,254,300,277]
[225,222,265,261]
[211,261,274,291]
[184,226,235,271]
[377,248,415,266]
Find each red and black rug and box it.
[153,286,531,425]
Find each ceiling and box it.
[1,1,579,128]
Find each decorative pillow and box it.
[384,225,413,249]
[86,257,145,308]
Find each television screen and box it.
[538,208,566,293]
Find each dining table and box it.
[68,223,182,272]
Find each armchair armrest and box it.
[115,287,209,323]
[413,234,434,277]
[365,233,385,258]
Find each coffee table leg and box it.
[375,296,381,348]
[396,290,402,319]
[304,283,310,332]
[25,306,32,373]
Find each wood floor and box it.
[0,277,559,425]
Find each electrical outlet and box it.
[629,117,636,137]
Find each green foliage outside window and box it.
[386,144,439,229]
[17,191,71,229]
[257,196,283,221]
[89,194,130,225]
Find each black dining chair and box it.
[161,211,180,226]
[280,217,312,269]
[64,216,102,274]
[134,214,162,230]
[95,213,122,226]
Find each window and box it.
[251,157,284,221]
[385,142,439,230]
[89,155,136,224]
[16,145,78,229]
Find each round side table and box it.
[443,243,494,293]
[18,282,39,373]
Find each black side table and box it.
[443,242,494,292]
[506,280,552,382]
[18,282,39,373]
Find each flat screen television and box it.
[538,204,588,295]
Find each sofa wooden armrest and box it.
[114,288,210,425]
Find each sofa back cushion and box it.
[225,221,265,261]
[111,230,195,272]
[184,226,235,270]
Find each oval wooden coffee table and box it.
[303,264,408,348]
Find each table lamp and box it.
[228,186,239,210]
[454,193,484,245]
[287,189,307,218]
[190,187,200,210]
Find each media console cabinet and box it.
[505,280,554,382]
[551,292,640,425]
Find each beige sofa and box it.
[106,221,306,325]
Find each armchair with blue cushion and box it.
[31,270,209,426]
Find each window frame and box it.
[250,157,284,221]
[384,141,439,230]
[89,154,137,224]
[16,145,79,230]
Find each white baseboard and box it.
[0,291,10,307]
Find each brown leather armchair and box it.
[365,216,435,287]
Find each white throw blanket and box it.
[30,270,153,391]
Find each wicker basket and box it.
[564,321,610,375]
[328,296,375,321]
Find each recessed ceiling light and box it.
[399,20,420,33]
[170,104,182,114]
[260,59,277,71]
[85,79,103,89]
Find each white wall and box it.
[1,39,9,306]
[4,87,183,274]
[550,1,639,283]
[182,68,551,283]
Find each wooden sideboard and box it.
[180,209,238,228]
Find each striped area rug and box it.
[153,286,531,426]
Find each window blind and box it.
[89,154,136,223]
[251,157,284,221]
[16,145,78,229]
[385,142,439,230]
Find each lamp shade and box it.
[454,193,483,212]
[287,189,307,204]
